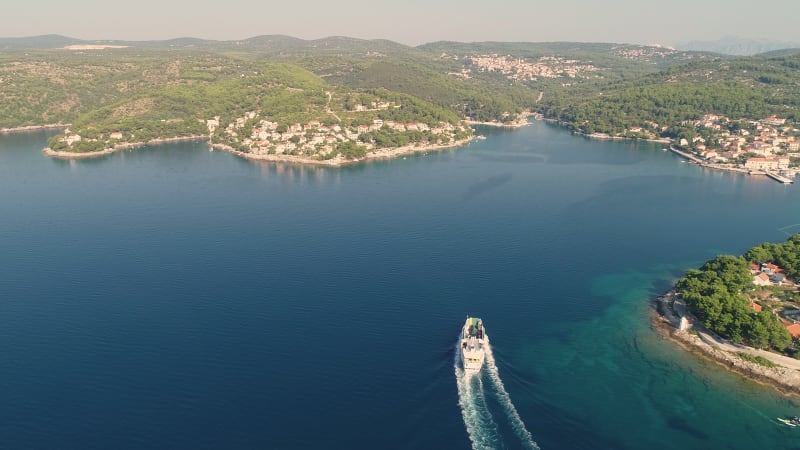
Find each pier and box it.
[765,172,794,184]
[667,145,702,163]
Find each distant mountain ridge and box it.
[0,34,412,51]
[0,34,83,49]
[4,34,800,56]
[677,36,800,56]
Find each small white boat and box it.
[778,416,800,427]
[460,317,486,372]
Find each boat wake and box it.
[484,335,540,450]
[778,223,800,236]
[454,335,540,450]
[455,341,502,450]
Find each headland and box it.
[653,291,800,396]
[44,134,475,166]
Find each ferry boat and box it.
[460,317,486,371]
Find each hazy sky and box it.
[3,0,799,46]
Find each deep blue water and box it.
[2,122,800,449]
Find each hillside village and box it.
[680,115,798,170]
[749,262,800,339]
[613,45,679,61]
[53,98,472,162]
[449,54,600,82]
[617,114,800,179]
[217,110,468,160]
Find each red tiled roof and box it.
[785,323,800,339]
[749,302,762,312]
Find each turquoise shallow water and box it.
[1,122,800,449]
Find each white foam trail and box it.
[778,223,800,236]
[454,341,502,450]
[484,334,540,450]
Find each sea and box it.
[1,121,800,450]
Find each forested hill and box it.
[539,54,800,136]
[0,35,528,129]
[2,35,799,151]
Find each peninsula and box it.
[44,101,476,166]
[37,63,479,165]
[654,233,800,395]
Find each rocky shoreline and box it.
[211,136,475,166]
[531,116,673,144]
[43,135,207,159]
[1,123,69,134]
[583,131,672,144]
[465,111,533,129]
[652,291,800,396]
[43,134,475,166]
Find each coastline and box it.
[465,111,533,129]
[667,145,798,181]
[572,128,795,181]
[533,116,672,145]
[43,135,207,159]
[31,116,799,182]
[581,131,671,144]
[43,134,475,165]
[211,136,476,166]
[652,291,800,396]
[1,123,69,134]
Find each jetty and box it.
[765,171,794,184]
[668,145,702,163]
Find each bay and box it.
[1,122,799,449]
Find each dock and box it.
[765,172,794,184]
[667,145,702,163]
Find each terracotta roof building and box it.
[785,323,800,339]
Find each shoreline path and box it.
[655,291,800,393]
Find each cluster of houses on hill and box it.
[56,129,127,151]
[216,111,466,157]
[751,262,788,287]
[461,54,599,82]
[749,262,800,338]
[613,44,679,61]
[676,114,799,173]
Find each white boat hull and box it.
[460,317,486,372]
